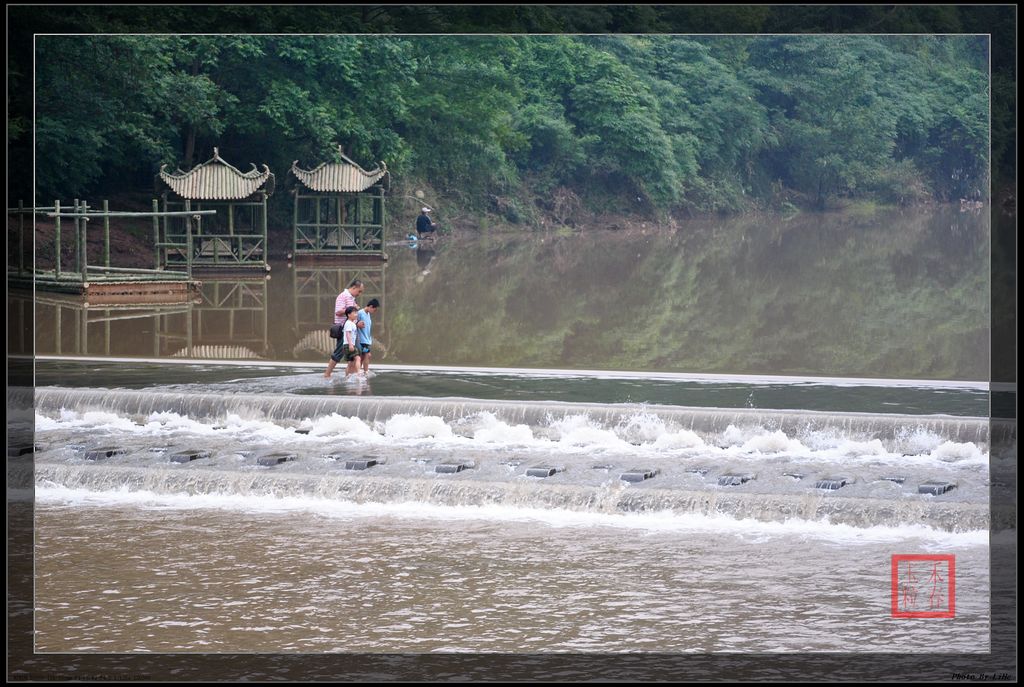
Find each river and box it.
[11,205,1008,671]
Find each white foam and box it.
[739,430,808,455]
[384,414,454,440]
[615,413,669,444]
[651,429,707,450]
[721,424,750,447]
[53,409,140,433]
[34,407,988,466]
[899,429,946,455]
[470,413,534,444]
[308,414,381,441]
[35,483,988,547]
[552,414,629,448]
[930,441,987,464]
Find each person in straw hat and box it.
[415,207,437,240]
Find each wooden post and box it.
[186,296,193,358]
[292,192,298,258]
[54,200,61,279]
[228,202,234,236]
[72,198,79,275]
[340,194,347,250]
[260,192,268,267]
[342,194,350,250]
[55,303,62,355]
[75,303,82,353]
[261,278,268,355]
[185,200,193,280]
[213,208,219,264]
[355,194,362,251]
[103,199,110,268]
[379,187,386,251]
[78,200,89,281]
[315,193,321,250]
[161,194,168,253]
[153,199,161,270]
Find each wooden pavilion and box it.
[158,148,275,271]
[290,147,389,258]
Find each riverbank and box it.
[13,191,1002,272]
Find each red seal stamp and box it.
[891,554,956,618]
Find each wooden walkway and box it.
[8,201,213,304]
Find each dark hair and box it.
[344,306,358,316]
[366,299,381,308]
[348,279,364,289]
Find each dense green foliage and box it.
[27,32,989,218]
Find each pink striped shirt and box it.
[334,289,357,324]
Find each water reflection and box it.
[26,293,194,358]
[323,375,373,396]
[377,207,989,379]
[289,263,387,361]
[22,276,271,360]
[20,207,990,380]
[416,243,436,272]
[161,277,270,359]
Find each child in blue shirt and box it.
[356,299,380,376]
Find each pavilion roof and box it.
[159,148,274,200]
[291,147,387,193]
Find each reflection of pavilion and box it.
[23,292,193,358]
[291,264,385,359]
[156,276,270,359]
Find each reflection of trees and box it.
[385,207,988,380]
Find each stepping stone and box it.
[294,429,311,435]
[344,458,378,470]
[85,447,126,461]
[783,472,805,480]
[814,477,851,490]
[526,466,563,478]
[620,468,659,483]
[918,482,956,495]
[7,445,39,457]
[170,450,211,463]
[257,452,296,466]
[436,463,470,474]
[685,467,710,476]
[879,476,907,485]
[717,473,754,486]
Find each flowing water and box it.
[17,206,1004,656]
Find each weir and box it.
[30,387,994,447]
[28,382,1002,533]
[34,464,990,532]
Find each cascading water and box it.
[32,387,993,446]
[30,386,997,532]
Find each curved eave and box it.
[159,156,273,200]
[291,159,388,193]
